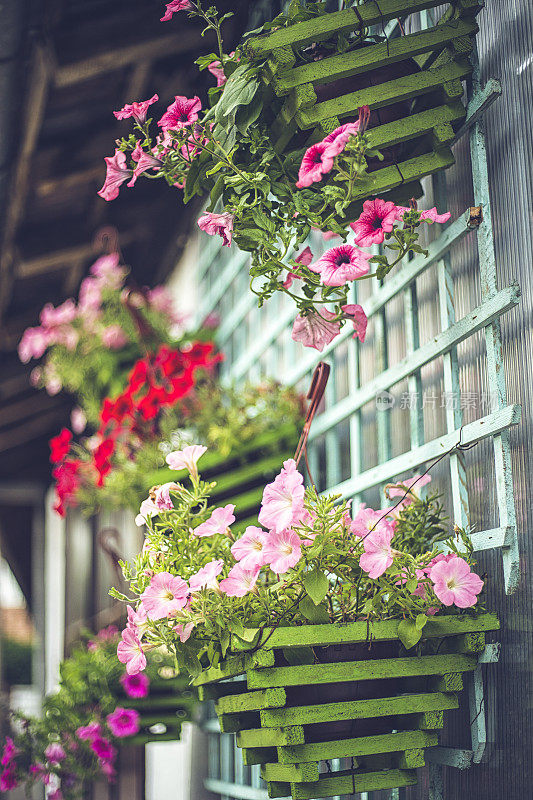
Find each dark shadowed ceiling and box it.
[0,0,249,483]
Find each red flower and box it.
[52,459,82,516]
[49,428,72,463]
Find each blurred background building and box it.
[0,1,531,800]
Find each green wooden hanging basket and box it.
[120,675,197,745]
[145,422,299,533]
[194,613,499,799]
[244,0,482,208]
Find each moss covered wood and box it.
[243,0,482,207]
[194,615,498,799]
[122,677,196,745]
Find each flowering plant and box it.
[18,252,186,423]
[100,1,450,350]
[49,341,220,515]
[113,449,485,678]
[0,626,181,799]
[68,377,303,515]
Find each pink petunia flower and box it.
[296,141,335,188]
[197,212,234,247]
[70,406,87,434]
[126,604,149,638]
[429,556,483,608]
[258,459,305,534]
[231,526,269,570]
[189,559,224,591]
[141,572,189,619]
[106,708,140,738]
[166,444,207,477]
[359,526,395,578]
[99,760,116,780]
[40,299,77,328]
[341,303,368,342]
[292,309,341,351]
[117,628,147,675]
[386,474,432,507]
[120,672,150,699]
[158,95,201,131]
[194,505,236,537]
[283,246,313,289]
[127,142,164,187]
[135,496,160,526]
[0,767,18,791]
[350,505,388,538]
[263,529,302,574]
[18,326,51,362]
[101,324,128,349]
[174,622,195,642]
[322,230,341,241]
[44,743,66,764]
[420,207,451,224]
[160,0,193,21]
[219,563,260,597]
[322,121,360,156]
[350,198,403,247]
[114,94,159,124]
[98,149,132,201]
[76,722,101,742]
[154,482,179,510]
[309,244,371,286]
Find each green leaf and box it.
[303,568,329,605]
[235,92,263,135]
[415,613,429,631]
[299,596,330,623]
[282,647,315,666]
[397,619,423,650]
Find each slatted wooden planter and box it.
[145,422,299,533]
[120,675,197,745]
[194,613,499,799]
[244,0,482,208]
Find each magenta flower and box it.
[231,526,269,570]
[114,94,159,124]
[76,722,101,742]
[106,707,140,738]
[359,526,395,578]
[292,309,341,351]
[100,760,116,780]
[117,628,147,675]
[97,149,132,201]
[219,563,260,598]
[44,743,66,764]
[197,212,234,247]
[322,121,360,156]
[166,444,207,477]
[429,556,483,608]
[1,737,19,767]
[158,95,201,131]
[91,737,117,762]
[310,244,371,286]
[284,245,313,288]
[141,572,189,620]
[258,459,305,534]
[420,207,451,224]
[341,303,368,342]
[296,141,335,188]
[189,559,224,591]
[101,325,128,349]
[174,621,195,642]
[194,504,236,537]
[160,0,193,21]
[263,529,302,574]
[120,672,150,699]
[0,767,18,791]
[127,142,164,187]
[350,198,403,247]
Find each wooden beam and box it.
[54,32,201,87]
[0,393,63,429]
[0,43,56,322]
[35,165,104,199]
[0,407,70,453]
